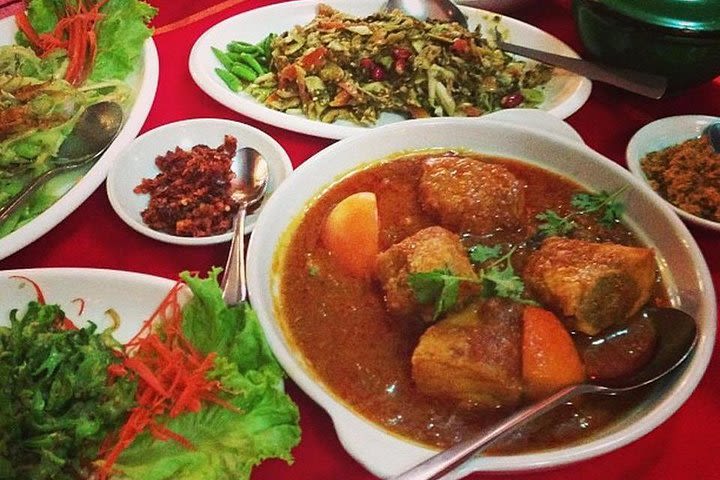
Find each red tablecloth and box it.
[2,1,719,479]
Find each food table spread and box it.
[1,0,718,479]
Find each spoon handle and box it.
[497,40,667,99]
[389,384,595,480]
[221,205,248,305]
[0,165,71,224]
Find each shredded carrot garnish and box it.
[97,280,231,480]
[15,0,109,85]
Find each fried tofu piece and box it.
[375,226,476,320]
[523,237,656,335]
[418,155,526,236]
[412,299,524,409]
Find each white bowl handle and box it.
[483,109,584,144]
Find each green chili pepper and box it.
[228,41,261,54]
[212,47,235,71]
[230,63,258,82]
[215,68,242,92]
[239,52,266,75]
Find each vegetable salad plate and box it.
[0,268,300,479]
[0,15,159,261]
[189,0,591,139]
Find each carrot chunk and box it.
[321,192,379,279]
[522,307,585,399]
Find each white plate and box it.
[189,0,591,140]
[106,118,293,245]
[626,115,720,232]
[0,17,159,261]
[0,268,182,343]
[246,111,716,478]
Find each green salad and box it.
[214,4,552,125]
[0,270,301,480]
[0,0,156,238]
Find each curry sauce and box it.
[277,152,658,452]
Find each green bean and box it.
[215,68,241,92]
[211,47,235,71]
[228,41,261,54]
[230,63,258,82]
[239,52,266,75]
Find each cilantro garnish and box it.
[408,245,533,320]
[536,186,628,237]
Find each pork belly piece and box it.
[418,155,526,236]
[523,237,656,335]
[375,226,476,319]
[411,299,524,409]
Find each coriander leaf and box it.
[599,200,625,226]
[482,264,525,301]
[570,186,628,226]
[468,244,502,264]
[408,268,476,321]
[536,210,575,237]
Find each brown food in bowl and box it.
[134,135,239,237]
[277,151,665,451]
[640,133,720,222]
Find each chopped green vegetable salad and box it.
[214,4,552,125]
[0,270,301,480]
[0,0,156,238]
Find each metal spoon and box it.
[0,101,123,224]
[389,306,698,480]
[384,0,668,99]
[705,123,720,153]
[220,147,269,306]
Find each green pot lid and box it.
[597,0,720,32]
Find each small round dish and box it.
[106,118,292,245]
[626,115,720,232]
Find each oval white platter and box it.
[0,268,180,342]
[0,17,159,261]
[189,0,591,140]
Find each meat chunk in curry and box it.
[418,155,526,236]
[523,237,656,335]
[375,226,477,320]
[411,299,524,409]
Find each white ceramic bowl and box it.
[246,110,716,478]
[626,115,720,232]
[456,0,535,13]
[106,118,292,245]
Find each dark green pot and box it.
[572,0,720,90]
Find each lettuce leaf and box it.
[112,270,301,480]
[89,0,157,82]
[20,0,156,82]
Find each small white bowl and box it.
[626,115,720,232]
[456,0,536,13]
[107,118,292,245]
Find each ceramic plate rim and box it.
[106,117,293,246]
[0,18,159,261]
[188,0,591,140]
[626,114,720,232]
[246,115,716,477]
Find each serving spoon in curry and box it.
[389,306,698,480]
[384,0,668,98]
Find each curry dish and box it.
[276,151,667,452]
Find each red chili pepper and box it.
[451,38,470,54]
[371,65,386,81]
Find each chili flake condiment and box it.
[134,136,239,236]
[640,133,720,222]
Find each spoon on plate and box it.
[0,101,123,225]
[384,0,668,98]
[389,306,698,480]
[220,147,269,306]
